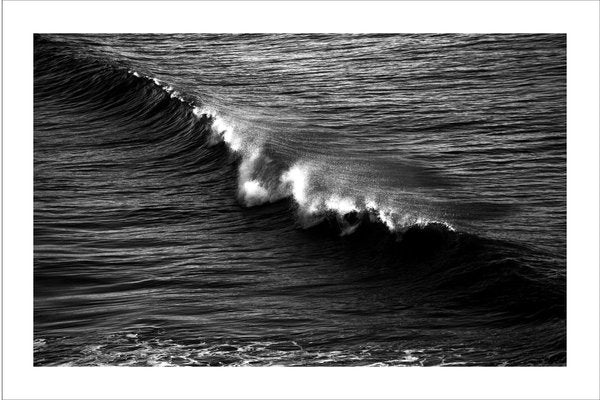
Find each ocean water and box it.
[34,34,566,366]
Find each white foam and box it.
[240,180,270,206]
[281,165,309,205]
[191,107,275,207]
[324,195,357,215]
[415,217,456,231]
[193,108,241,151]
[238,148,260,182]
[187,105,456,234]
[365,198,378,211]
[377,207,397,231]
[192,106,204,117]
[220,127,242,151]
[307,199,321,214]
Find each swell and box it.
[34,35,565,321]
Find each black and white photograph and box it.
[34,32,567,367]
[3,0,600,399]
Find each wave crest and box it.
[190,105,455,235]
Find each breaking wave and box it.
[193,103,456,234]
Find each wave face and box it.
[34,34,566,366]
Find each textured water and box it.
[34,34,566,366]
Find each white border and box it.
[3,1,599,399]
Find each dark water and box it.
[34,34,566,366]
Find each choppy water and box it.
[34,34,566,366]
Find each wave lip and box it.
[191,106,457,235]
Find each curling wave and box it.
[193,103,456,235]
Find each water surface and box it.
[34,34,566,366]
